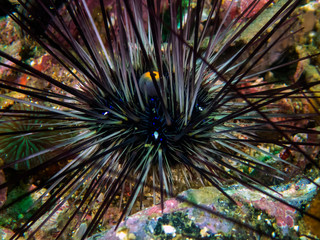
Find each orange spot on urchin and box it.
[143,71,159,82]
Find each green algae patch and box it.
[0,181,36,230]
[180,187,224,206]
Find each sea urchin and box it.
[0,0,320,239]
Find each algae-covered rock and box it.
[88,177,320,240]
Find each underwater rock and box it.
[27,195,70,240]
[221,0,269,25]
[303,190,320,237]
[0,227,16,240]
[294,1,320,112]
[88,177,320,240]
[0,170,6,208]
[0,15,19,46]
[0,15,21,84]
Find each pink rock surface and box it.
[252,197,296,227]
[221,0,269,22]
